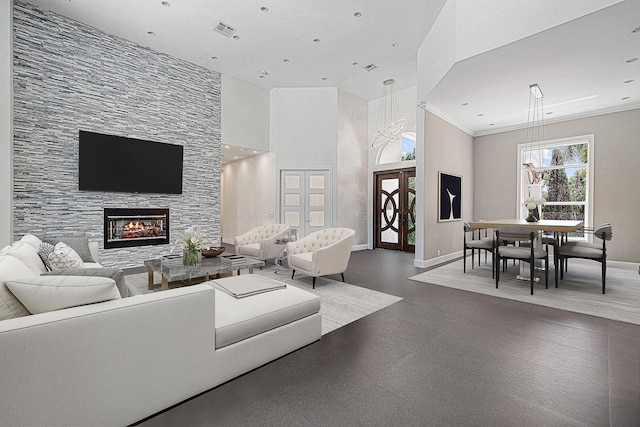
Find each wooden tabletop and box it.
[468,219,584,232]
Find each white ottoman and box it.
[208,275,320,348]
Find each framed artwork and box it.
[438,172,462,222]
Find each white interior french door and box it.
[280,169,332,238]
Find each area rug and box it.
[409,259,640,325]
[126,267,402,335]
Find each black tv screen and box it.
[79,131,183,194]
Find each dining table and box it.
[468,219,584,281]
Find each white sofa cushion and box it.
[289,251,313,271]
[19,234,42,251]
[2,241,47,275]
[237,243,260,258]
[6,276,120,315]
[48,242,85,270]
[0,255,35,320]
[210,275,320,349]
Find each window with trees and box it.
[518,135,594,239]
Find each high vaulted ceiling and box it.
[22,0,446,101]
[22,0,640,139]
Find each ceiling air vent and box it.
[363,63,378,72]
[214,22,237,38]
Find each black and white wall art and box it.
[438,172,462,222]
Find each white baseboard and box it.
[414,250,463,269]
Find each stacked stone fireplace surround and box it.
[11,2,221,268]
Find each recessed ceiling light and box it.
[234,156,238,159]
[624,79,635,84]
[313,38,320,43]
[489,123,495,126]
[392,43,399,48]
[626,57,639,63]
[354,12,362,18]
[161,1,170,7]
[260,6,269,12]
[283,58,290,63]
[147,31,155,36]
[233,35,240,40]
[461,102,469,106]
[546,111,553,115]
[632,25,640,34]
[211,56,218,60]
[322,77,327,81]
[225,145,230,148]
[622,96,631,100]
[352,62,358,66]
[477,113,484,117]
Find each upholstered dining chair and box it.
[287,228,355,288]
[463,222,495,277]
[495,226,549,295]
[234,224,290,262]
[554,223,612,294]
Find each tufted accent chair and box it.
[234,224,290,261]
[287,228,355,288]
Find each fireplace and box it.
[104,208,170,249]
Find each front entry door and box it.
[374,168,416,252]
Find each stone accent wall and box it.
[12,2,221,268]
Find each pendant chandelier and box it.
[523,83,546,185]
[371,78,406,147]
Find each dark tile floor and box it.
[136,249,640,426]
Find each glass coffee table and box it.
[144,256,265,291]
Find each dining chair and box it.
[495,226,549,295]
[554,223,612,294]
[463,222,495,277]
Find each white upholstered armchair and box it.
[234,224,290,261]
[287,228,355,288]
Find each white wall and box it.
[474,108,640,263]
[337,89,368,246]
[221,74,269,151]
[223,86,369,245]
[419,110,474,265]
[0,1,12,246]
[271,87,338,170]
[221,152,276,243]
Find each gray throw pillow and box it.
[44,236,95,263]
[42,267,130,298]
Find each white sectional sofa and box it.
[0,235,321,426]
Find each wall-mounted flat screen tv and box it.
[79,131,183,194]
